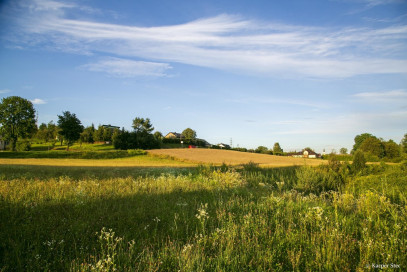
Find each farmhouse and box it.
[218,143,231,149]
[289,149,321,159]
[165,132,185,139]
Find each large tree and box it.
[0,96,36,151]
[359,137,384,158]
[182,128,197,140]
[132,117,154,133]
[273,142,283,155]
[57,111,83,150]
[352,133,375,153]
[384,139,400,159]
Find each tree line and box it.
[0,96,199,151]
[1,96,407,160]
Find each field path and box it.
[148,148,326,167]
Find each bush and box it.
[295,166,344,194]
[16,140,31,151]
[352,150,366,172]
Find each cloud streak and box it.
[31,98,46,104]
[352,89,407,102]
[4,0,407,78]
[82,57,172,78]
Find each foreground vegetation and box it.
[1,158,406,271]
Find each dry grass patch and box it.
[0,155,196,167]
[148,148,327,167]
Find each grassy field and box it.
[148,148,327,167]
[0,153,406,271]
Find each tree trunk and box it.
[11,137,17,152]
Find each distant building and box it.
[288,149,321,159]
[165,132,185,139]
[218,143,231,149]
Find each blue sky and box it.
[1,0,406,152]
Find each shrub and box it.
[295,166,344,194]
[352,150,366,172]
[16,140,31,151]
[242,161,261,172]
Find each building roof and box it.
[165,132,184,138]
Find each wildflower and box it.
[195,203,209,220]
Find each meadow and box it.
[0,151,406,271]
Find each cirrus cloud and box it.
[81,57,173,78]
[3,0,407,79]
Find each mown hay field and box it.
[148,148,327,167]
[0,155,195,168]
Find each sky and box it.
[1,0,407,152]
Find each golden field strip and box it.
[148,148,327,167]
[0,156,195,167]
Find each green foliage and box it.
[273,142,283,155]
[113,129,160,150]
[57,111,83,150]
[16,139,31,151]
[182,128,197,140]
[352,133,374,153]
[255,145,269,154]
[295,166,344,194]
[80,124,95,144]
[352,150,366,172]
[1,162,405,271]
[401,133,407,153]
[339,147,348,154]
[0,96,37,151]
[132,117,154,133]
[384,139,400,159]
[154,131,163,140]
[359,137,384,158]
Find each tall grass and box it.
[0,162,405,271]
[0,149,146,159]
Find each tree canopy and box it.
[57,111,83,150]
[273,142,283,155]
[0,96,36,151]
[132,118,154,133]
[182,128,197,140]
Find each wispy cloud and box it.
[352,89,407,102]
[229,96,329,109]
[4,0,407,78]
[82,57,172,78]
[31,98,46,104]
[0,89,11,94]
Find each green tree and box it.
[352,150,366,172]
[94,125,105,142]
[384,139,400,159]
[36,123,48,142]
[273,142,283,155]
[57,111,83,150]
[339,147,348,155]
[352,133,374,153]
[0,96,36,151]
[359,137,384,158]
[80,124,95,144]
[182,128,197,140]
[255,146,268,154]
[132,117,154,133]
[154,131,163,140]
[401,133,407,154]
